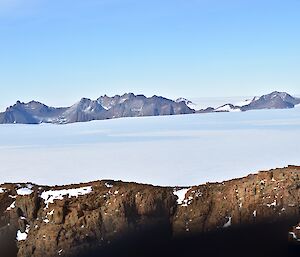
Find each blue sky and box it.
[0,0,299,109]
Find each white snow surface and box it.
[173,188,190,205]
[16,187,33,196]
[16,230,28,241]
[0,187,5,193]
[16,225,30,241]
[0,103,300,187]
[41,186,93,208]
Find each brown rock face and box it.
[0,182,176,257]
[173,167,300,236]
[1,166,300,257]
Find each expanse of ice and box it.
[0,103,300,187]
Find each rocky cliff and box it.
[1,166,300,257]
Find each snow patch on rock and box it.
[16,225,30,241]
[105,182,113,188]
[47,209,54,216]
[173,188,191,205]
[223,216,232,228]
[6,201,16,211]
[16,187,33,196]
[266,199,276,207]
[41,186,93,208]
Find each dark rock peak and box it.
[123,92,135,97]
[241,91,298,111]
[254,91,299,104]
[9,100,49,111]
[134,94,147,99]
[98,92,135,99]
[175,97,193,105]
[197,107,215,113]
[79,97,91,103]
[150,95,171,101]
[26,100,44,105]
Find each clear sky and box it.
[0,0,299,110]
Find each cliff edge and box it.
[1,166,300,257]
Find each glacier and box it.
[0,105,300,186]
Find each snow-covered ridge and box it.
[175,97,193,105]
[215,104,241,112]
[175,98,201,111]
[41,186,93,208]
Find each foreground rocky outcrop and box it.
[1,166,300,257]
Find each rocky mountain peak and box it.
[197,91,300,113]
[240,91,298,111]
[175,97,192,105]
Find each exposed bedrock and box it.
[1,166,300,257]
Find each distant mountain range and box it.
[187,91,300,113]
[214,91,300,112]
[0,91,299,124]
[0,93,193,124]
